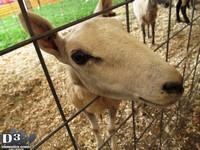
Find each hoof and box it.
[103,12,116,17]
[185,19,190,24]
[108,12,116,17]
[176,18,182,23]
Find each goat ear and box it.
[18,12,65,60]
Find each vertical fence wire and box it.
[124,0,138,149]
[189,46,200,98]
[17,0,78,149]
[176,0,196,128]
[124,2,138,149]
[165,0,172,62]
[132,101,137,150]
[125,0,130,33]
[159,111,164,149]
[158,0,173,148]
[182,0,196,81]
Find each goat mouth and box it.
[138,97,176,107]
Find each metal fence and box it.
[0,0,199,149]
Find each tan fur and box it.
[69,84,120,114]
[67,66,120,114]
[18,2,183,148]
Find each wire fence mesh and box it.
[0,0,199,149]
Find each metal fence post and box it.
[17,0,78,149]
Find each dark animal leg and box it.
[103,11,116,17]
[108,11,116,17]
[151,21,155,45]
[147,24,151,38]
[141,23,146,44]
[102,0,116,17]
[191,0,197,10]
[176,0,182,22]
[186,0,196,10]
[181,6,190,24]
[186,0,190,8]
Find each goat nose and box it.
[163,82,184,94]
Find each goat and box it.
[95,0,116,17]
[186,0,196,9]
[133,0,158,44]
[19,0,184,149]
[176,0,191,23]
[160,0,194,24]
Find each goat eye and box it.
[71,50,92,65]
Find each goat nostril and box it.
[163,82,184,94]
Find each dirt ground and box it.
[0,3,200,150]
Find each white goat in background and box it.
[133,0,158,44]
[19,0,184,149]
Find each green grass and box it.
[0,0,122,51]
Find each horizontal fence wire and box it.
[146,80,200,148]
[17,0,78,149]
[99,112,133,149]
[153,15,200,52]
[0,0,199,149]
[176,42,199,68]
[32,96,100,149]
[0,0,134,56]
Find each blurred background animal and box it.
[133,0,159,44]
